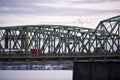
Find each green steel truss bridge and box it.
[0,15,120,61]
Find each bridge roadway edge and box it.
[0,54,120,62]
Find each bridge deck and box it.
[0,53,120,61]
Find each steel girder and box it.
[0,15,120,55]
[94,15,120,53]
[0,25,94,54]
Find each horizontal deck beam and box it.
[0,54,120,61]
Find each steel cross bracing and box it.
[0,15,120,56]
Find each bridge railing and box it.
[0,51,119,57]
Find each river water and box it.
[0,70,73,80]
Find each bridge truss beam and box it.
[0,15,120,57]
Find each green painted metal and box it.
[0,15,120,57]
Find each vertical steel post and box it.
[5,29,9,49]
[9,28,11,54]
[25,27,28,54]
[118,21,120,51]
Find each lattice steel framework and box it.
[0,15,120,55]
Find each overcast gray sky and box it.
[0,0,120,28]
